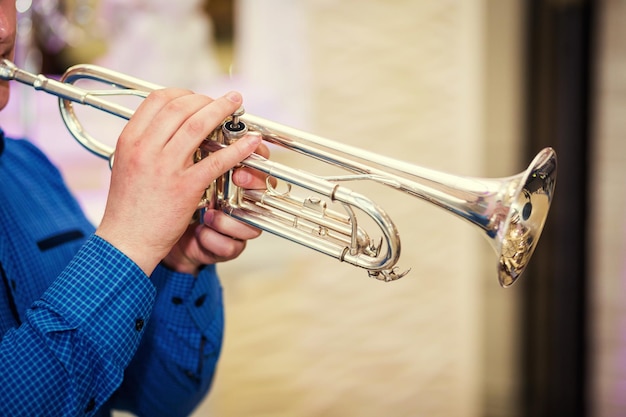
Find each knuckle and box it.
[163,96,187,115]
[146,89,172,104]
[146,88,192,107]
[221,239,244,258]
[204,153,228,175]
[184,117,207,137]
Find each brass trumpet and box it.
[0,59,557,287]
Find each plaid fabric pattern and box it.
[0,133,225,416]
[1,236,155,416]
[111,264,225,416]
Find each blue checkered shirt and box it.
[0,132,225,416]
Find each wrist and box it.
[161,249,202,276]
[95,228,161,276]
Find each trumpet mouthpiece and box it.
[0,59,17,81]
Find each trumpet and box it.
[0,59,557,287]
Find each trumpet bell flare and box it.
[496,147,557,287]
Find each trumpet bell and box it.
[490,148,556,287]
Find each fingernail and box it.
[226,91,242,103]
[239,134,261,151]
[246,134,262,146]
[235,169,252,186]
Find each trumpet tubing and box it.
[0,59,557,287]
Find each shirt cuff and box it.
[150,264,223,338]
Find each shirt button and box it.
[194,294,207,307]
[135,318,145,331]
[84,397,96,413]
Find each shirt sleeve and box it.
[0,235,156,417]
[109,263,225,417]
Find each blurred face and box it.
[0,0,15,110]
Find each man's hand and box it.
[95,89,261,275]
[162,142,271,275]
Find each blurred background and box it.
[1,0,623,416]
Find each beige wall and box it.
[200,1,525,416]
